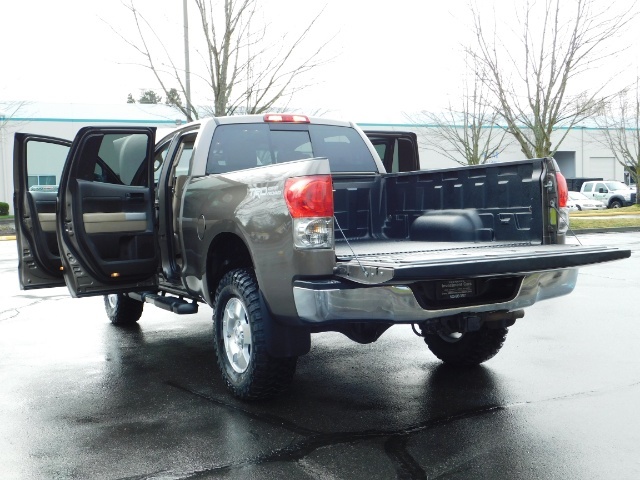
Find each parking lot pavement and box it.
[1,235,640,479]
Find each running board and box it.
[127,292,199,314]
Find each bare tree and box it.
[596,80,640,201]
[114,0,334,121]
[469,0,637,158]
[407,66,508,166]
[0,101,26,130]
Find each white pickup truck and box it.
[580,180,637,208]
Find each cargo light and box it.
[263,113,310,123]
[284,175,334,249]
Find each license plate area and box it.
[410,276,523,310]
[436,279,476,300]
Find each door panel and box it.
[13,134,70,289]
[57,127,159,297]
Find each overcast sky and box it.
[1,0,638,122]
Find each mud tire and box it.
[104,294,144,325]
[424,327,508,366]
[212,268,297,400]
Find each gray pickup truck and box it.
[14,114,630,399]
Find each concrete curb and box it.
[570,226,640,235]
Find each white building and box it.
[0,102,631,214]
[355,117,628,181]
[0,102,186,214]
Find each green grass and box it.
[570,204,640,217]
[569,204,640,229]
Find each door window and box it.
[78,133,150,187]
[153,140,172,184]
[26,141,68,193]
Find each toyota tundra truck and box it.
[13,114,631,400]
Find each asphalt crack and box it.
[153,378,640,480]
[0,308,20,321]
[165,380,317,436]
[385,435,428,480]
[0,295,68,322]
[155,380,508,480]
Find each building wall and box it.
[1,105,632,214]
[357,122,628,182]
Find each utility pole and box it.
[183,0,192,121]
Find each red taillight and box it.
[284,175,333,218]
[263,113,310,123]
[556,172,568,208]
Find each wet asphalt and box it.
[1,232,639,480]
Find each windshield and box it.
[605,181,629,191]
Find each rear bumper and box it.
[293,269,578,324]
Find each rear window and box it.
[205,124,377,174]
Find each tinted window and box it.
[78,133,150,187]
[206,124,376,174]
[153,140,172,184]
[583,183,593,192]
[308,125,377,172]
[173,134,196,177]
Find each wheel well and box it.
[206,233,253,301]
[608,196,623,207]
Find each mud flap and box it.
[260,293,311,358]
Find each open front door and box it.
[57,127,159,297]
[13,134,71,289]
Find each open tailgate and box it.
[334,240,631,284]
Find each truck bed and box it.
[334,239,630,284]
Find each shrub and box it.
[0,202,9,216]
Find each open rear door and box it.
[363,130,420,172]
[56,127,159,297]
[13,134,71,289]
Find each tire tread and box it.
[213,268,296,400]
[104,294,144,325]
[424,327,508,366]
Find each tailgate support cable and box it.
[334,216,367,275]
[553,205,582,245]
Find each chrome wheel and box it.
[222,297,253,373]
[107,294,118,309]
[438,331,464,343]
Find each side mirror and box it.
[598,188,605,193]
